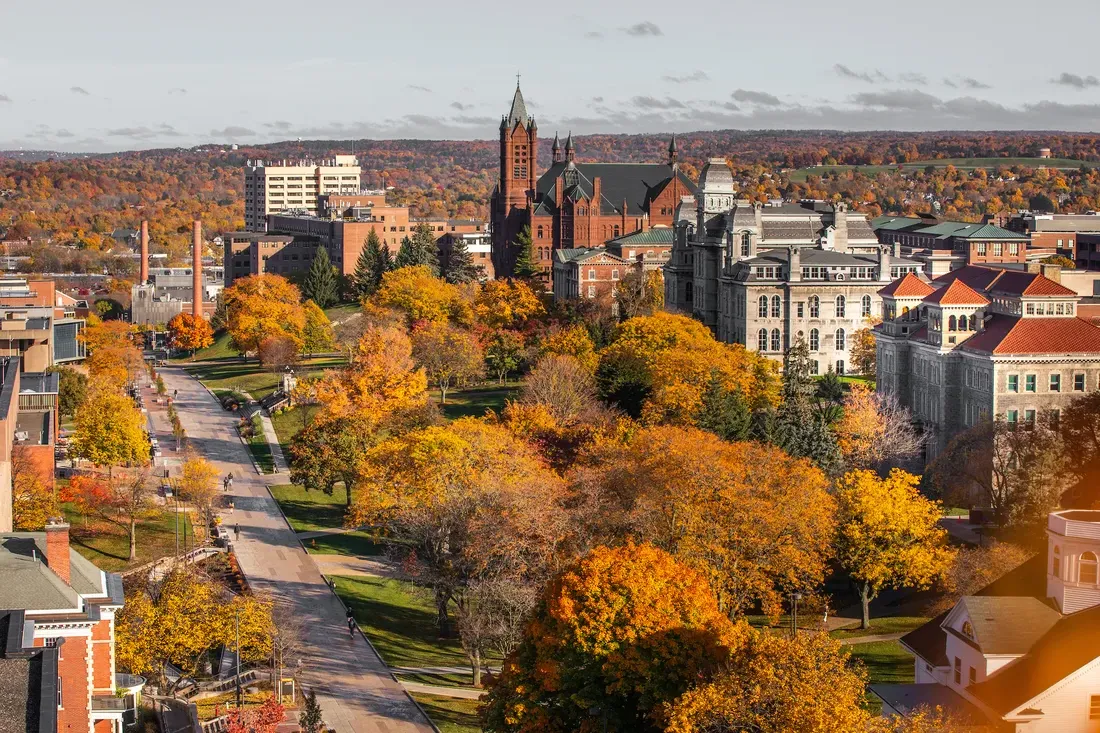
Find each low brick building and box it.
[873,214,1032,277]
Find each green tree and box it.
[775,342,841,473]
[511,225,539,279]
[298,690,324,733]
[484,330,524,384]
[696,372,752,441]
[353,230,386,297]
[301,300,336,355]
[48,365,88,419]
[303,246,339,308]
[394,223,439,273]
[439,238,481,284]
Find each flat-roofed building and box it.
[243,155,361,231]
[873,214,1032,277]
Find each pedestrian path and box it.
[398,681,484,701]
[836,632,907,646]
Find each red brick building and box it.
[490,84,696,279]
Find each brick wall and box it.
[57,635,91,733]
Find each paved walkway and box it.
[399,681,483,701]
[258,411,290,473]
[159,366,433,733]
[313,553,399,579]
[837,632,907,646]
[298,527,363,541]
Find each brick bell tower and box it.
[492,80,537,276]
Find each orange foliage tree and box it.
[167,312,214,355]
[222,274,305,355]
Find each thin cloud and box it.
[622,21,662,36]
[898,73,928,85]
[962,77,991,90]
[943,78,958,88]
[264,121,292,131]
[450,101,473,111]
[107,127,161,139]
[591,96,604,103]
[834,64,888,83]
[663,70,709,84]
[732,89,781,106]
[0,94,10,103]
[1052,72,1100,89]
[70,86,90,95]
[632,95,685,109]
[406,84,432,93]
[168,88,188,95]
[210,126,256,138]
[851,89,942,110]
[584,31,603,39]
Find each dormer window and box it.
[961,620,974,639]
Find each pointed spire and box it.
[668,134,678,168]
[552,132,562,163]
[506,81,529,129]
[564,131,576,163]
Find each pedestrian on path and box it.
[234,523,240,540]
[347,616,356,638]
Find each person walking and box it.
[347,615,356,638]
[234,523,241,540]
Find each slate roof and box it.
[969,604,1100,715]
[870,683,985,721]
[505,84,529,128]
[879,272,936,298]
[608,228,675,245]
[959,315,1100,355]
[742,249,919,268]
[986,270,1077,297]
[533,162,696,218]
[953,597,1061,655]
[0,533,116,611]
[923,279,991,306]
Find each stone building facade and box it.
[664,158,919,371]
[876,264,1100,463]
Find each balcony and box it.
[91,695,128,712]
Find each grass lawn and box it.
[193,691,273,722]
[270,404,320,452]
[185,356,345,400]
[61,503,194,574]
[438,383,520,421]
[786,164,896,182]
[410,693,482,733]
[830,616,929,639]
[269,483,349,532]
[334,575,470,668]
[305,530,386,556]
[397,671,476,688]
[846,640,914,712]
[324,302,361,323]
[904,156,1094,170]
[186,331,239,362]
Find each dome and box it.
[698,157,735,194]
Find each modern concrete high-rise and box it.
[243,155,362,230]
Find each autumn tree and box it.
[70,388,149,470]
[177,454,220,527]
[850,324,878,376]
[257,333,300,372]
[303,246,339,308]
[82,317,144,390]
[521,354,600,426]
[223,274,306,355]
[473,279,545,330]
[368,265,471,326]
[108,469,159,561]
[226,697,285,733]
[510,225,539,280]
[481,543,745,733]
[835,469,955,628]
[48,365,87,419]
[483,330,524,384]
[930,542,1034,614]
[1042,253,1076,269]
[538,323,598,373]
[1058,391,1100,508]
[835,383,926,473]
[11,446,56,530]
[574,426,835,618]
[663,632,871,733]
[301,300,335,355]
[166,312,214,355]
[440,237,481,284]
[394,223,440,274]
[353,229,387,297]
[410,321,484,403]
[615,268,663,320]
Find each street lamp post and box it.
[790,592,803,637]
[235,606,242,710]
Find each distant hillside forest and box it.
[3,131,1100,267]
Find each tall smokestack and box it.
[139,220,150,284]
[192,220,203,317]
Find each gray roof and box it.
[954,596,1062,655]
[505,85,529,128]
[533,162,697,218]
[743,248,920,268]
[17,373,58,396]
[870,683,985,722]
[0,533,113,611]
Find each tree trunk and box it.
[860,582,872,630]
[471,649,482,688]
[129,516,137,562]
[440,385,448,404]
[435,589,451,638]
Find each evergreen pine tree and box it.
[303,246,339,308]
[696,373,752,441]
[774,341,841,473]
[440,238,482,284]
[298,689,324,733]
[512,225,539,279]
[816,370,845,403]
[394,223,440,274]
[353,230,384,297]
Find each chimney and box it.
[833,202,849,253]
[879,245,892,282]
[45,517,70,585]
[1040,263,1062,283]
[192,220,203,317]
[139,220,149,284]
[788,246,801,281]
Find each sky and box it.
[2,0,1100,153]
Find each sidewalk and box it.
[258,411,289,473]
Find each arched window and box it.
[969,315,977,331]
[537,225,545,239]
[613,225,620,237]
[861,295,872,318]
[836,359,846,375]
[758,296,769,318]
[758,328,769,352]
[1081,551,1098,585]
[771,295,782,318]
[948,315,957,331]
[771,328,781,352]
[741,231,752,257]
[836,328,846,351]
[1053,545,1061,579]
[835,295,846,318]
[809,296,820,318]
[809,328,820,351]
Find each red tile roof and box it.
[988,270,1077,297]
[932,265,1004,291]
[878,272,936,298]
[961,315,1100,355]
[923,279,991,306]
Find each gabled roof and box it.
[879,272,936,298]
[871,215,926,232]
[533,162,696,218]
[608,228,675,246]
[950,597,1061,655]
[970,604,1100,716]
[960,315,1100,355]
[987,270,1078,297]
[923,278,991,306]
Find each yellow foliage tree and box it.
[835,469,956,628]
[11,447,56,530]
[177,454,220,526]
[301,300,336,355]
[223,274,305,354]
[368,265,472,326]
[663,632,871,733]
[538,324,598,374]
[473,279,545,330]
[834,383,926,472]
[70,388,149,469]
[82,316,144,390]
